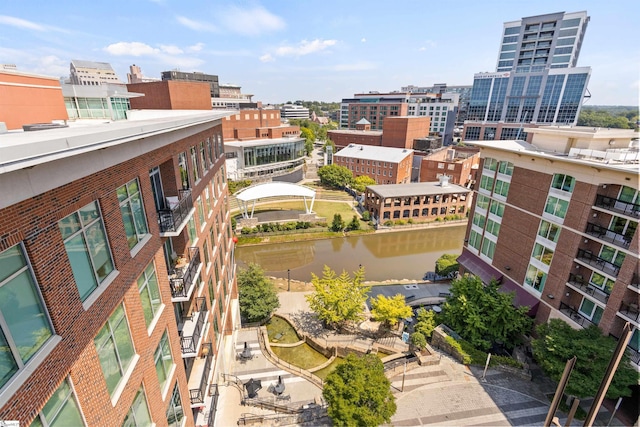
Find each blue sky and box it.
[1,0,638,105]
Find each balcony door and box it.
[149,167,165,211]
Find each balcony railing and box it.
[208,384,219,427]
[585,222,632,249]
[567,273,610,304]
[158,189,193,233]
[576,248,621,277]
[595,194,640,218]
[609,333,640,367]
[618,301,640,323]
[190,343,213,405]
[559,302,597,328]
[169,247,201,300]
[181,297,208,355]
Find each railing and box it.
[585,222,632,249]
[567,273,610,304]
[609,333,640,367]
[189,343,213,404]
[208,384,219,427]
[181,298,208,354]
[158,189,193,233]
[576,248,621,277]
[595,194,640,218]
[558,302,597,328]
[618,301,640,322]
[169,247,201,299]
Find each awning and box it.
[457,249,539,316]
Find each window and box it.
[532,243,554,265]
[94,304,135,396]
[59,201,115,301]
[479,175,494,192]
[187,216,197,244]
[199,141,207,176]
[589,272,614,294]
[472,213,485,229]
[190,146,199,182]
[599,245,625,268]
[166,384,184,427]
[30,378,85,427]
[494,179,510,198]
[489,200,505,218]
[544,196,569,219]
[476,194,490,211]
[480,238,496,260]
[538,220,561,243]
[525,264,547,292]
[0,244,54,389]
[551,174,575,193]
[122,387,152,427]
[468,230,482,251]
[483,157,498,171]
[138,262,161,329]
[578,298,603,325]
[497,161,514,176]
[486,218,501,237]
[196,197,205,230]
[117,179,149,251]
[155,331,174,393]
[178,152,190,190]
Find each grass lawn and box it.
[251,200,358,221]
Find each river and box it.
[235,225,466,282]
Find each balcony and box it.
[158,189,194,237]
[610,333,640,370]
[559,302,597,328]
[585,222,632,249]
[595,194,640,219]
[617,301,640,325]
[189,343,213,406]
[169,247,202,302]
[629,274,640,294]
[576,248,621,277]
[566,273,609,305]
[180,297,208,357]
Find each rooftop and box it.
[224,136,304,148]
[367,181,470,198]
[335,144,413,163]
[328,129,383,137]
[71,59,115,70]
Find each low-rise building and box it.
[224,137,306,182]
[127,80,212,110]
[328,116,431,150]
[70,59,123,86]
[417,146,480,187]
[333,144,413,184]
[280,104,310,120]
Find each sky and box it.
[1,0,638,106]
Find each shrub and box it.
[241,227,254,235]
[395,220,406,226]
[384,220,394,227]
[410,332,427,350]
[362,211,371,221]
[407,218,414,224]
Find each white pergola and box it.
[234,182,316,219]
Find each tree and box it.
[323,139,336,153]
[439,275,533,351]
[352,175,376,193]
[323,354,396,426]
[300,127,315,156]
[370,294,412,327]
[413,308,437,339]
[347,215,361,231]
[238,263,280,323]
[330,213,345,232]
[306,265,370,330]
[532,319,638,399]
[435,253,459,277]
[410,332,427,350]
[317,164,353,188]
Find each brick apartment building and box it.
[460,126,639,378]
[127,80,213,110]
[417,146,480,187]
[328,116,431,150]
[221,109,299,141]
[333,144,413,184]
[0,111,238,426]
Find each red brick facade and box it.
[418,147,480,186]
[128,80,213,110]
[221,109,300,141]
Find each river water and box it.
[235,225,466,282]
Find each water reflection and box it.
[236,225,466,282]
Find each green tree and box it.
[435,254,459,277]
[370,294,412,327]
[347,215,361,231]
[300,127,315,156]
[413,308,437,339]
[352,175,376,193]
[532,319,638,399]
[323,139,336,153]
[410,331,427,350]
[439,275,533,351]
[330,213,345,232]
[238,263,280,323]
[306,265,370,330]
[317,164,353,188]
[228,179,252,195]
[323,354,396,426]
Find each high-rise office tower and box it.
[463,11,592,141]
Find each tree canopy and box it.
[306,265,370,330]
[323,353,396,426]
[413,308,437,339]
[238,263,280,323]
[330,213,345,232]
[435,254,460,277]
[352,175,376,193]
[577,106,638,130]
[317,164,353,188]
[532,319,638,399]
[370,294,412,327]
[439,275,533,351]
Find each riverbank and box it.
[270,276,449,293]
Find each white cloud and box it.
[274,39,337,57]
[0,47,68,77]
[160,44,183,55]
[176,16,218,32]
[361,38,366,43]
[222,5,285,36]
[418,40,437,51]
[187,42,205,53]
[105,42,159,56]
[0,15,68,33]
[260,53,275,63]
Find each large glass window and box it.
[494,179,510,198]
[483,157,498,172]
[138,263,161,329]
[538,220,561,243]
[551,174,575,193]
[599,245,626,268]
[468,230,482,251]
[525,264,547,292]
[489,200,505,218]
[94,304,135,396]
[486,218,501,237]
[497,161,514,176]
[480,238,496,260]
[472,213,486,229]
[30,378,85,427]
[476,194,490,211]
[59,201,114,301]
[544,196,569,219]
[579,298,603,325]
[190,146,200,183]
[197,197,205,230]
[0,245,54,389]
[480,175,494,192]
[117,179,149,250]
[187,216,197,244]
[589,272,614,294]
[199,141,207,177]
[178,152,190,190]
[166,384,184,427]
[122,387,152,427]
[155,331,173,393]
[532,243,554,265]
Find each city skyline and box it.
[1,0,638,106]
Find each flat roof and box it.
[335,144,412,163]
[367,181,470,198]
[329,129,382,137]
[0,110,234,174]
[224,136,304,148]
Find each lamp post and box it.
[287,269,291,292]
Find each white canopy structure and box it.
[234,182,316,219]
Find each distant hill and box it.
[578,106,638,130]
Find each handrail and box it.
[595,194,640,218]
[158,189,193,232]
[576,248,621,277]
[181,304,207,354]
[169,247,201,298]
[559,302,596,328]
[189,343,213,404]
[585,222,632,249]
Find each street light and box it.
[287,269,291,292]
